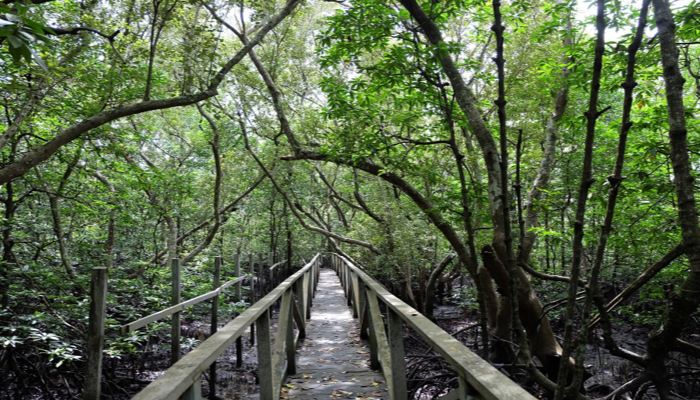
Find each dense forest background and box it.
[1,0,700,398]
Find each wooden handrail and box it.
[131,254,321,400]
[268,259,287,271]
[332,253,536,400]
[120,276,246,334]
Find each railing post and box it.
[286,229,292,280]
[347,272,354,308]
[268,251,274,287]
[387,308,408,400]
[365,288,381,370]
[457,374,471,400]
[357,281,367,328]
[295,275,307,321]
[311,257,317,297]
[84,267,107,400]
[234,253,242,301]
[209,256,221,399]
[249,253,255,346]
[171,258,181,365]
[343,264,350,298]
[258,253,264,295]
[315,254,321,292]
[256,309,274,399]
[179,380,203,400]
[305,268,312,319]
[273,289,296,392]
[285,292,296,375]
[234,253,243,368]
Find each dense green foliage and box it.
[1,0,699,398]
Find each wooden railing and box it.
[331,253,536,400]
[131,254,321,400]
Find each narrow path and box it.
[284,269,389,400]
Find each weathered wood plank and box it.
[208,257,221,400]
[234,252,243,368]
[292,292,305,339]
[387,307,408,400]
[365,289,381,371]
[285,295,296,376]
[171,259,181,365]
[256,307,273,400]
[351,272,361,318]
[284,269,389,400]
[272,289,293,391]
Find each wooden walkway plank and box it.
[284,269,388,400]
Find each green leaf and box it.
[6,34,23,48]
[7,43,21,63]
[28,46,48,72]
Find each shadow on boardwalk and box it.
[283,269,388,400]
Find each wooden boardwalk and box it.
[283,269,389,399]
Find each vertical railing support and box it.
[285,293,296,375]
[457,374,471,400]
[305,267,312,319]
[273,289,296,392]
[347,271,354,308]
[234,253,241,301]
[209,256,221,399]
[268,251,275,288]
[365,290,380,370]
[315,254,321,292]
[351,273,361,318]
[258,253,264,295]
[357,281,367,329]
[256,308,274,399]
[171,258,181,365]
[85,267,107,400]
[179,380,203,400]
[387,308,408,400]
[296,273,307,321]
[234,253,243,368]
[286,229,292,279]
[249,253,256,345]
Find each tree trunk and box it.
[646,1,700,397]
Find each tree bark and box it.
[555,1,607,397]
[646,1,700,397]
[424,253,455,320]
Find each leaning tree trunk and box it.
[397,0,567,378]
[645,1,700,398]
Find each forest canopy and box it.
[1,0,700,399]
